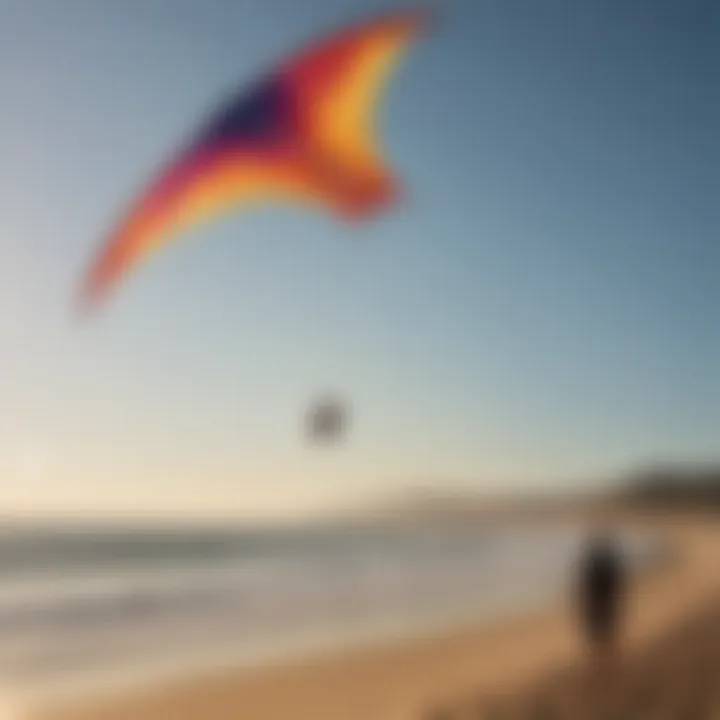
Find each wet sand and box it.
[34,511,720,720]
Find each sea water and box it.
[0,521,657,712]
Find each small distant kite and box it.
[78,7,432,310]
[306,396,349,444]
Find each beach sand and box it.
[33,511,720,720]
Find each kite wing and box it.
[79,7,431,310]
[80,147,341,307]
[285,8,430,204]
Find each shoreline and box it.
[15,589,559,717]
[31,510,720,720]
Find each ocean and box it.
[0,520,658,712]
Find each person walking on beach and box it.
[577,526,627,694]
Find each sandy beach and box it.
[30,510,719,720]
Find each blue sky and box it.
[0,0,717,517]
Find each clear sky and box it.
[0,0,717,518]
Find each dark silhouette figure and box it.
[578,529,627,694]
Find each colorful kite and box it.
[78,7,432,310]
